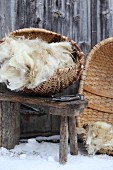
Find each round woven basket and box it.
[77,37,113,155]
[5,28,84,96]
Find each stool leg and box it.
[0,101,20,149]
[59,116,68,164]
[68,116,78,155]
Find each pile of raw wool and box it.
[0,36,75,91]
[84,121,113,155]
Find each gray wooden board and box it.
[51,115,60,134]
[0,101,20,149]
[20,103,51,137]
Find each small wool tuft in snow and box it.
[85,121,113,155]
[0,36,75,91]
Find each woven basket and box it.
[77,37,113,155]
[6,28,84,96]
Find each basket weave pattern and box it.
[77,38,113,155]
[10,28,84,96]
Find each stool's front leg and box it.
[59,116,68,164]
[0,101,20,149]
[68,116,78,155]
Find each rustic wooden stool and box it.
[0,90,87,164]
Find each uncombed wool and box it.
[0,36,75,91]
[84,121,113,155]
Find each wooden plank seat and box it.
[0,89,87,164]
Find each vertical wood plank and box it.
[109,0,113,37]
[68,117,78,155]
[72,0,80,43]
[15,103,21,144]
[64,0,71,38]
[20,105,52,138]
[1,101,20,149]
[91,0,98,47]
[100,0,110,40]
[11,0,18,31]
[51,0,59,33]
[51,115,60,135]
[59,116,68,164]
[43,0,52,30]
[0,0,12,38]
[36,0,45,28]
[79,0,91,55]
[2,102,11,148]
[16,0,37,29]
[91,0,113,46]
[96,0,101,43]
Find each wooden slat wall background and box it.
[1,0,113,52]
[0,0,113,138]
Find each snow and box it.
[0,136,113,170]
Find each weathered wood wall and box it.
[0,0,113,138]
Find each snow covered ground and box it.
[0,135,113,170]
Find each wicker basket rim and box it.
[9,28,83,53]
[87,37,113,62]
[6,28,84,70]
[78,37,113,94]
[0,28,85,71]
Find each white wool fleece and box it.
[85,121,113,155]
[0,36,75,91]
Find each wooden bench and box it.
[0,90,87,164]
